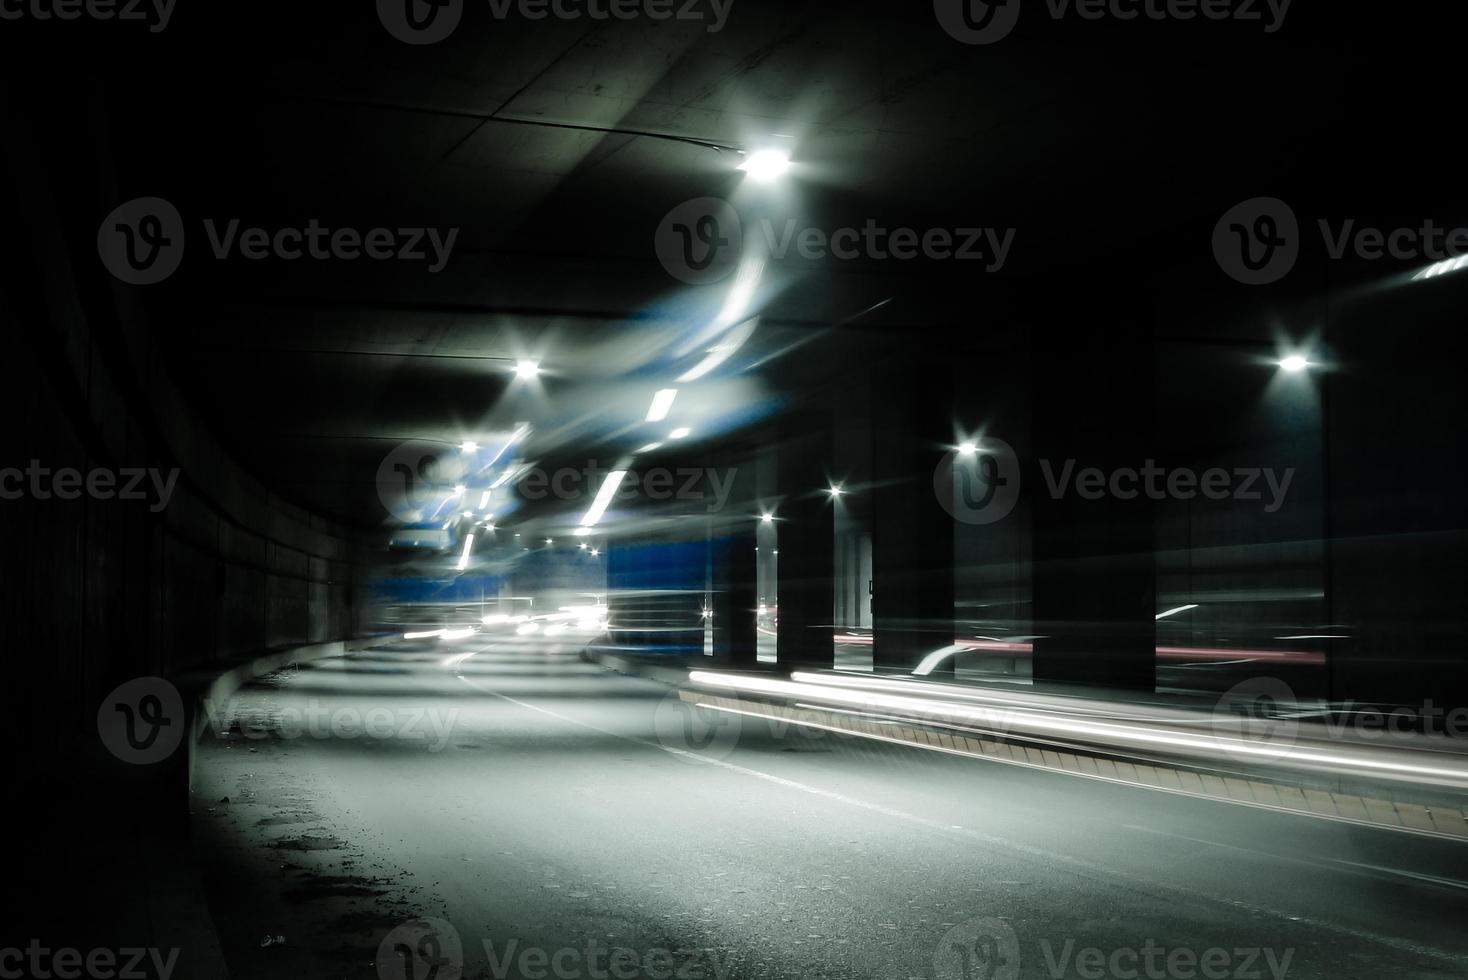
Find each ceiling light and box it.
[514,359,540,379]
[669,427,691,439]
[590,549,599,557]
[646,388,679,422]
[739,149,791,182]
[958,442,978,456]
[452,484,466,496]
[827,485,845,497]
[573,527,592,536]
[456,533,475,571]
[635,442,664,453]
[580,469,628,528]
[760,513,774,523]
[460,440,479,453]
[1279,355,1311,373]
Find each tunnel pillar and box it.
[1030,301,1156,693]
[775,413,835,673]
[870,365,956,675]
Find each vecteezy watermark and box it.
[0,942,181,980]
[935,442,1293,525]
[0,461,179,512]
[97,197,459,285]
[652,689,742,763]
[934,0,1291,46]
[204,698,462,752]
[654,198,1015,283]
[376,918,739,980]
[1213,196,1468,285]
[517,463,736,510]
[935,918,1295,980]
[97,677,186,765]
[0,0,176,32]
[934,439,1023,526]
[934,918,1021,980]
[1036,939,1295,980]
[377,0,733,44]
[375,442,740,522]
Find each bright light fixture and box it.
[580,469,627,528]
[1279,355,1311,373]
[646,388,679,423]
[456,533,475,571]
[590,549,599,556]
[460,440,479,453]
[669,427,691,439]
[739,149,791,182]
[760,513,774,523]
[573,527,592,536]
[452,484,466,496]
[958,442,978,456]
[827,485,845,497]
[635,442,664,453]
[514,359,540,379]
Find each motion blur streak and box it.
[688,671,1468,791]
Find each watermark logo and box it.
[758,218,1015,270]
[1212,197,1298,285]
[934,439,1022,526]
[0,461,180,512]
[653,690,741,763]
[379,0,733,44]
[0,942,181,980]
[376,441,468,523]
[1211,677,1299,764]
[205,698,462,752]
[936,0,1290,45]
[98,197,185,285]
[377,917,464,980]
[934,917,1021,980]
[656,197,743,284]
[1215,197,1468,285]
[378,0,465,44]
[1038,939,1294,980]
[0,0,176,31]
[933,0,1021,45]
[99,198,459,285]
[98,677,185,765]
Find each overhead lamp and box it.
[669,427,691,439]
[580,469,627,528]
[456,533,475,571]
[514,359,541,379]
[590,549,600,557]
[826,485,845,497]
[452,484,466,496]
[958,442,978,456]
[573,527,592,536]
[635,442,664,453]
[738,149,791,182]
[1278,355,1311,373]
[760,513,774,523]
[646,388,678,423]
[460,441,479,453]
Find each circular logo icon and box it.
[377,441,466,523]
[1211,677,1300,764]
[934,917,1021,980]
[97,677,186,765]
[655,197,742,284]
[377,917,463,980]
[653,688,742,763]
[934,438,1021,525]
[97,197,185,285]
[377,0,463,44]
[1212,197,1299,285]
[934,0,1021,45]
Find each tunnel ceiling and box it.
[61,3,1456,529]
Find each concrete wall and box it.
[1,107,373,781]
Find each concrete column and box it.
[1030,305,1156,693]
[775,414,835,673]
[871,365,956,675]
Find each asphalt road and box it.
[191,636,1468,980]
